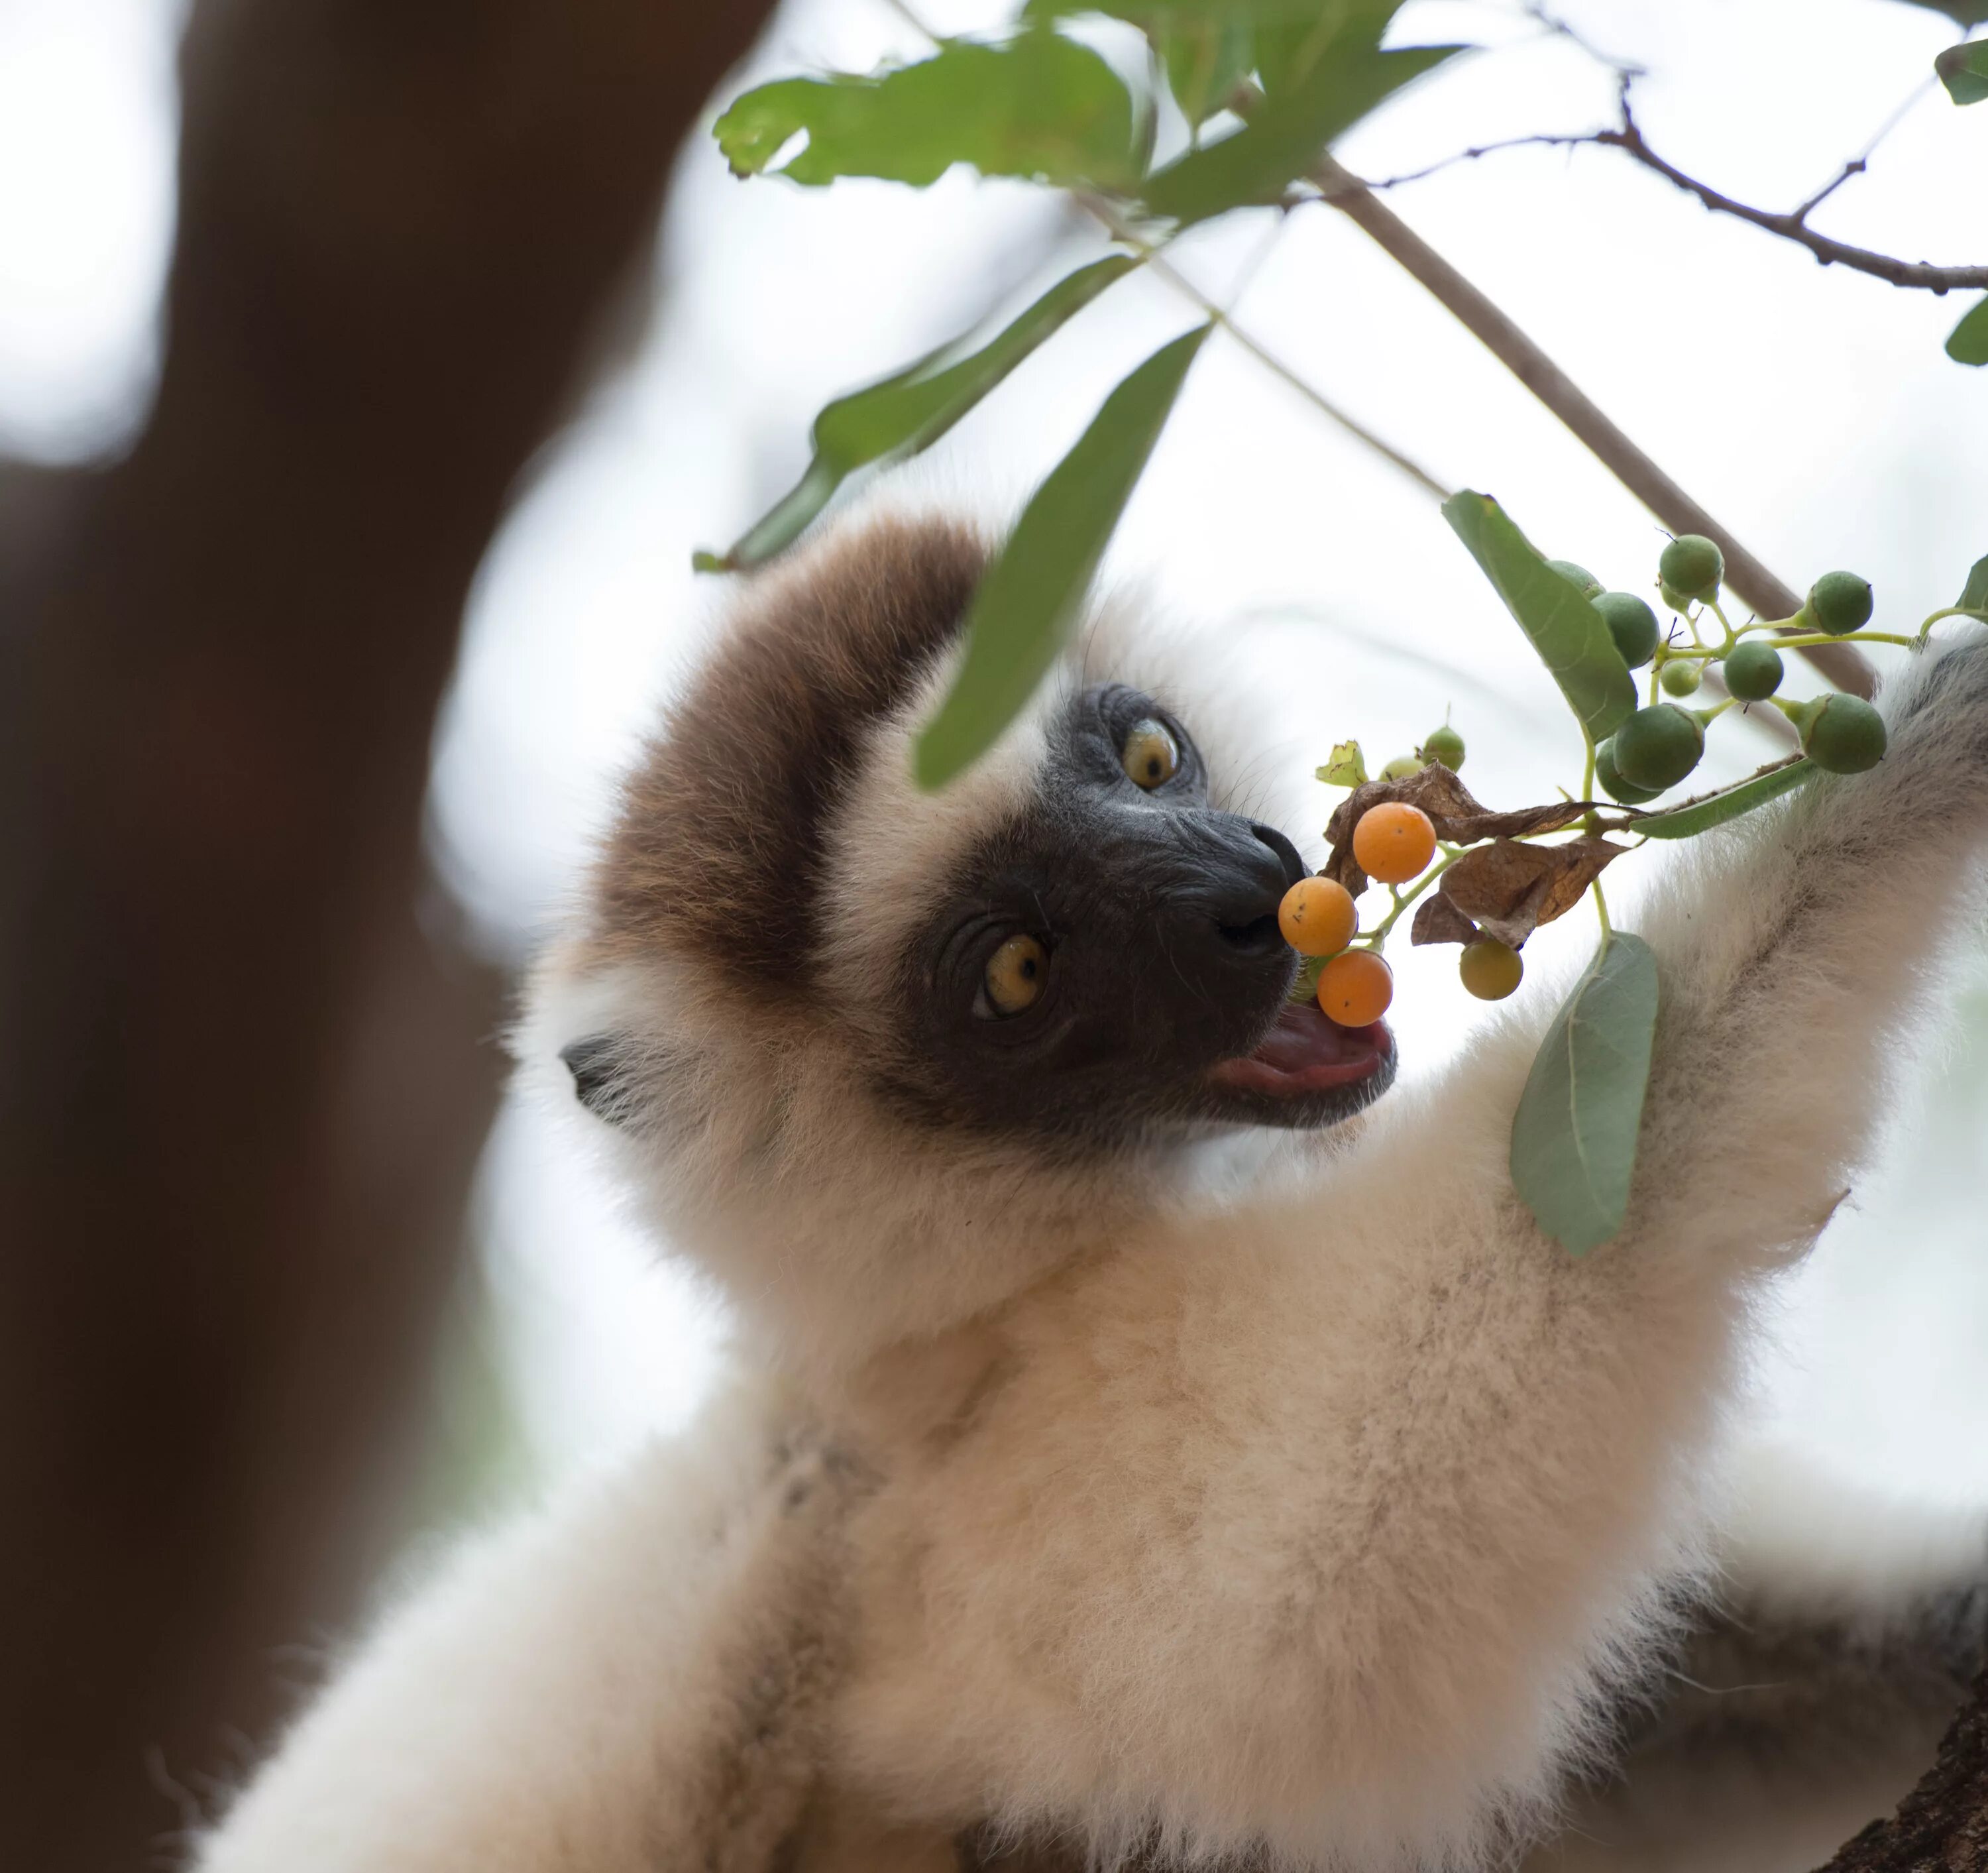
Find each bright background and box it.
[11,0,1987,1529]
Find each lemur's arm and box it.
[835,635,1988,1868]
[192,1375,855,1873]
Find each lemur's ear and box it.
[560,1035,634,1126]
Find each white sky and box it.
[7,0,1988,1509]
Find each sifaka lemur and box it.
[195,514,1988,1873]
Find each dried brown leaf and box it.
[1410,894,1483,948]
[1321,765,1612,894]
[1437,836,1627,950]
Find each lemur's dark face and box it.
[879,683,1396,1148]
[565,516,1395,1159]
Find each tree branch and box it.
[1600,104,1988,294]
[1312,156,1877,702]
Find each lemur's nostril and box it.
[1219,912,1285,953]
[1250,823,1306,890]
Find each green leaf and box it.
[1317,739,1368,786]
[1510,932,1659,1256]
[1141,41,1459,223]
[698,256,1137,572]
[1161,17,1259,126]
[1946,295,1988,365]
[1441,491,1638,745]
[1936,38,1988,102]
[1633,759,1815,839]
[1254,0,1409,93]
[914,324,1213,787]
[1025,0,1333,19]
[1958,553,1988,612]
[712,30,1140,191]
[1898,0,1988,22]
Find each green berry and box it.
[1594,591,1659,669]
[1658,581,1693,613]
[1659,534,1724,600]
[1459,938,1524,1001]
[1595,738,1659,805]
[1548,559,1603,600]
[1613,703,1706,792]
[1380,754,1422,781]
[1800,693,1887,773]
[1659,659,1704,698]
[1807,571,1874,636]
[1419,725,1465,771]
[1721,640,1785,701]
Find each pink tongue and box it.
[1209,1002,1390,1097]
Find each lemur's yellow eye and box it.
[1121,718,1180,789]
[984,934,1047,1017]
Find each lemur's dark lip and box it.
[1209,1002,1392,1098]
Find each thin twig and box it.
[1603,98,1987,294]
[1342,80,1979,294]
[1311,155,1874,705]
[1079,195,1455,502]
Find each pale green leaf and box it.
[698,256,1136,571]
[713,32,1139,191]
[1511,933,1659,1256]
[1633,760,1815,839]
[914,325,1213,787]
[1317,739,1368,786]
[1442,491,1638,744]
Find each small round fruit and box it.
[1801,693,1887,773]
[1420,724,1466,771]
[1658,580,1693,613]
[1380,754,1423,781]
[1722,639,1785,701]
[1595,738,1659,805]
[1549,559,1604,600]
[1659,534,1724,600]
[1317,949,1394,1028]
[1594,591,1659,669]
[983,933,1047,1017]
[1659,659,1703,698]
[1808,571,1874,636]
[1278,877,1358,958]
[1613,703,1706,792]
[1353,802,1438,885]
[1459,938,1523,1002]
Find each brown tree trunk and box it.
[1815,1667,1988,1872]
[0,4,773,1870]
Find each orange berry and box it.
[1352,801,1437,885]
[1277,876,1357,958]
[1317,949,1394,1028]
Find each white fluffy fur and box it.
[194,601,1988,1872]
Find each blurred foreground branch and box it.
[0,3,772,1870]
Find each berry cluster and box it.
[1288,530,1956,1031]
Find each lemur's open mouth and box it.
[1208,1001,1393,1099]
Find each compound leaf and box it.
[1443,491,1637,745]
[914,324,1211,788]
[1936,38,1988,103]
[1634,759,1814,839]
[1511,932,1659,1256]
[698,255,1136,571]
[714,31,1140,191]
[1946,295,1988,366]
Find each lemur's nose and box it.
[1201,823,1301,959]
